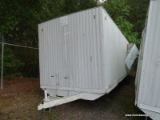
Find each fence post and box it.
[1,36,4,90]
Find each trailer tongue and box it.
[38,92,103,110]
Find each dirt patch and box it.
[0,74,150,120]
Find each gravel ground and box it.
[0,73,151,120]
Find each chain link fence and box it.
[0,36,39,89]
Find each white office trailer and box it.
[38,6,138,110]
[135,0,160,120]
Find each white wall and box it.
[135,1,160,120]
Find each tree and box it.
[0,47,24,77]
[127,0,149,38]
[103,0,149,46]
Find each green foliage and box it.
[0,47,25,77]
[0,0,40,39]
[103,0,149,46]
[115,16,140,45]
[103,0,130,20]
[11,47,39,77]
[127,0,149,38]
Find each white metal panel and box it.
[102,9,129,88]
[141,108,160,120]
[125,44,138,70]
[135,0,160,119]
[38,7,129,96]
[39,7,104,91]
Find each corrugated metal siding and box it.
[136,0,160,116]
[135,21,147,105]
[39,7,104,90]
[102,9,128,88]
[39,7,129,94]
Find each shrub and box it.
[0,46,25,77]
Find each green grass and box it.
[44,112,59,120]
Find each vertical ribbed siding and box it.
[136,0,160,117]
[39,7,129,93]
[102,9,128,88]
[39,7,104,90]
[64,7,103,89]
